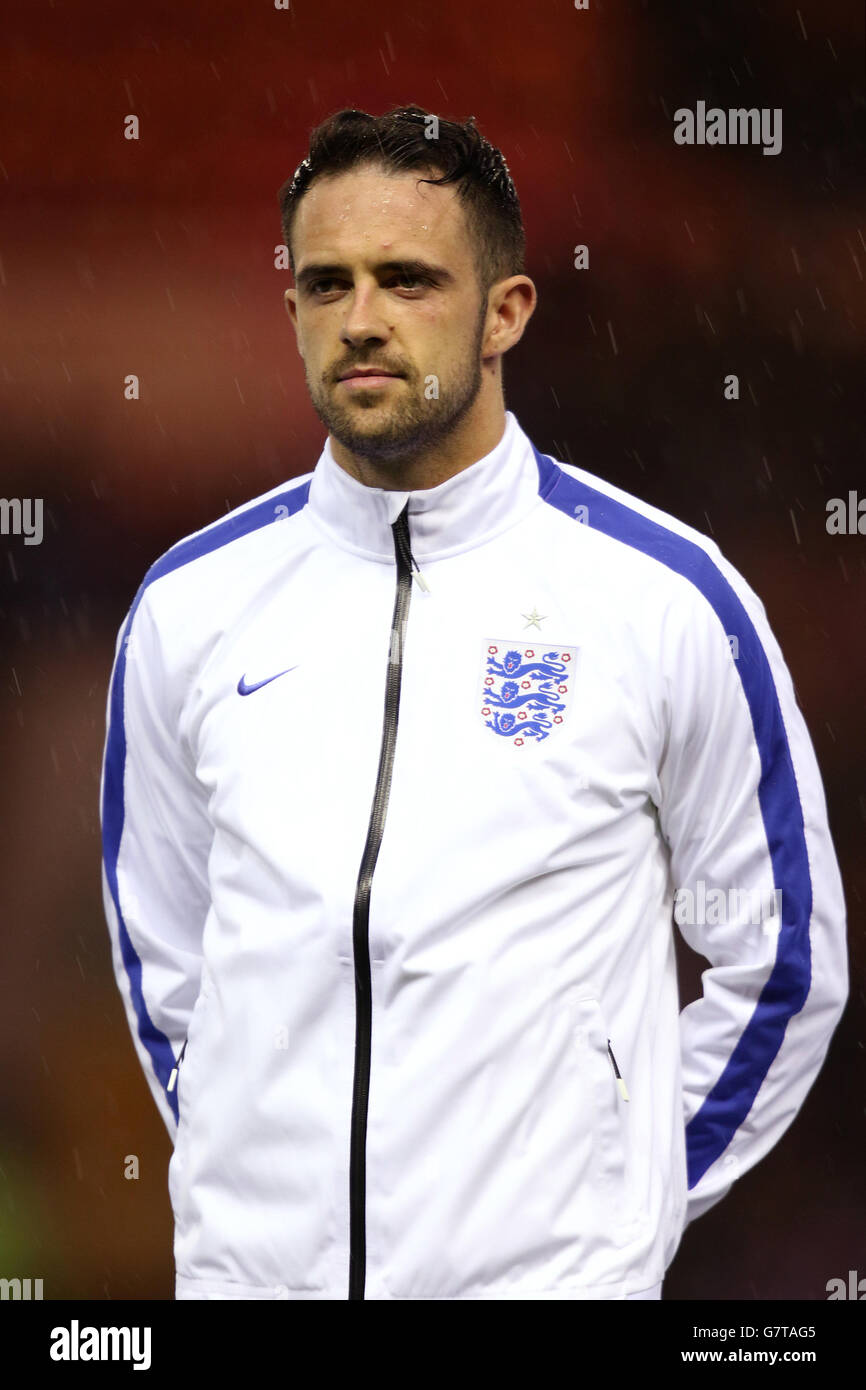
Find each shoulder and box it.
[536,451,768,633]
[139,470,314,601]
[537,453,725,574]
[118,469,314,661]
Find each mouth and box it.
[337,367,404,388]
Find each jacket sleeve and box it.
[655,545,848,1226]
[99,582,213,1140]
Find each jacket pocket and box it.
[169,970,213,1150]
[571,995,636,1241]
[167,971,215,1234]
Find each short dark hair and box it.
[278,105,525,296]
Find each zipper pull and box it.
[393,502,431,593]
[607,1039,630,1102]
[167,1038,188,1093]
[412,567,430,593]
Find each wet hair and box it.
[278,105,525,295]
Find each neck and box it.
[329,387,506,492]
[308,409,537,562]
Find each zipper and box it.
[347,500,420,1301]
[606,1039,630,1102]
[167,1038,188,1094]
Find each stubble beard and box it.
[305,306,487,468]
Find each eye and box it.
[387,272,432,291]
[306,271,433,296]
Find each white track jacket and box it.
[100,409,847,1300]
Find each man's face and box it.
[284,164,491,464]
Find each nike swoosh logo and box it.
[237,666,298,696]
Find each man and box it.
[100,105,848,1301]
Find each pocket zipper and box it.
[607,1040,630,1102]
[167,1038,188,1094]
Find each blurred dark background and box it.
[0,0,863,1299]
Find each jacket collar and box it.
[305,409,543,562]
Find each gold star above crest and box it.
[522,607,546,630]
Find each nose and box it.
[340,276,391,349]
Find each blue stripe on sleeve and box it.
[531,444,812,1187]
[101,481,311,1120]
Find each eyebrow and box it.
[295,258,456,291]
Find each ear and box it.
[284,288,303,355]
[484,277,537,358]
